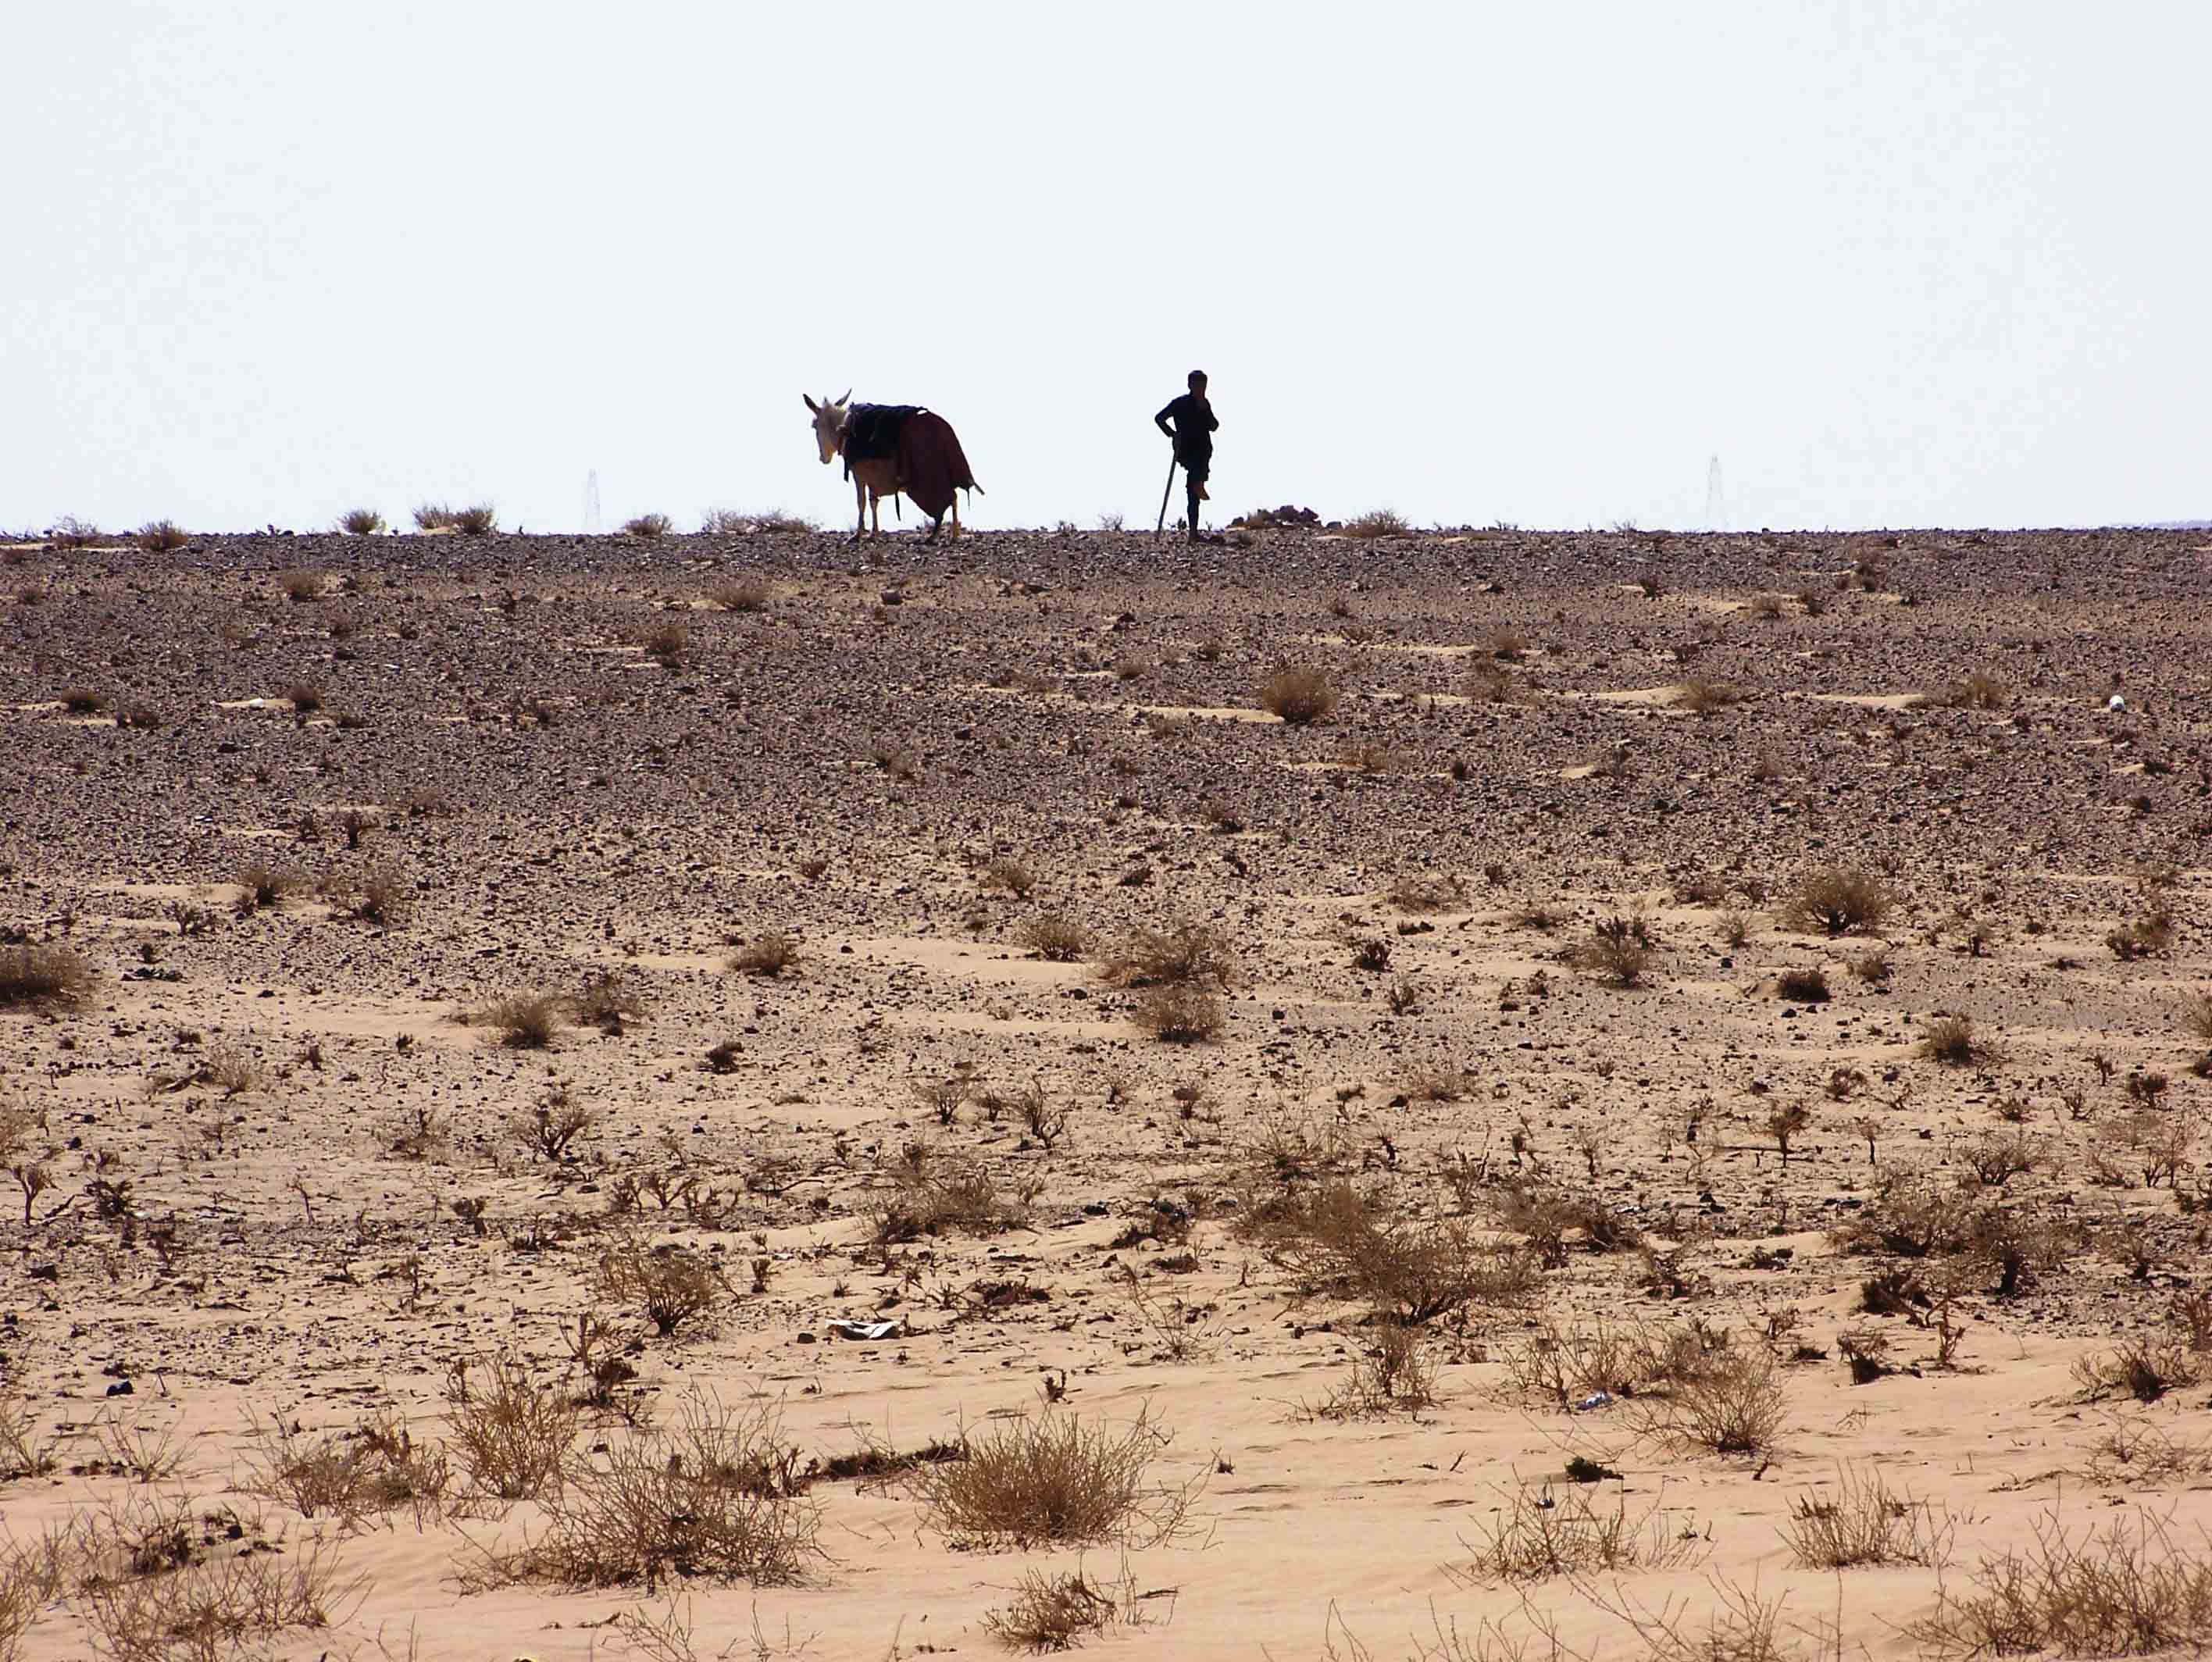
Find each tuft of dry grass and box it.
[569,971,645,1034]
[1097,919,1234,988]
[908,1407,1196,1548]
[620,513,673,538]
[277,568,326,601]
[703,508,815,535]
[59,687,109,714]
[1786,866,1895,936]
[329,864,412,928]
[338,508,384,535]
[1570,915,1654,986]
[594,1236,730,1336]
[867,1151,1028,1243]
[1458,1483,1707,1582]
[729,933,797,977]
[1258,664,1339,725]
[983,1567,1126,1651]
[134,519,189,551]
[705,576,772,612]
[1911,1509,2212,1660]
[470,1392,819,1592]
[1921,1015,1987,1066]
[1943,669,2008,710]
[242,1409,450,1525]
[2073,1339,2201,1404]
[476,993,562,1049]
[1676,679,1743,715]
[452,503,497,534]
[1132,985,1225,1043]
[412,503,458,530]
[1019,915,1093,962]
[444,1353,580,1500]
[0,943,95,1011]
[1627,1346,1789,1457]
[1342,509,1411,539]
[1780,1464,1953,1569]
[1775,967,1830,1003]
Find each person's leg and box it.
[1186,482,1202,537]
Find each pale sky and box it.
[8,2,2207,535]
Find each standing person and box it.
[1154,370,1218,540]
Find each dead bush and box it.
[705,576,771,612]
[1258,664,1339,725]
[59,687,109,714]
[1629,1346,1789,1457]
[412,504,458,531]
[1458,1483,1707,1582]
[569,971,646,1035]
[473,1392,819,1591]
[1570,915,1653,986]
[1921,1015,1988,1066]
[509,1082,597,1161]
[453,503,497,534]
[1097,919,1233,988]
[1780,1464,1953,1568]
[2074,1340,2202,1404]
[1676,679,1743,715]
[444,1353,580,1500]
[338,508,384,535]
[0,943,95,1011]
[134,519,189,552]
[868,1152,1028,1243]
[1786,867,1894,935]
[908,1407,1197,1548]
[1247,1179,1539,1324]
[231,861,301,915]
[1389,872,1465,913]
[477,993,562,1048]
[80,1530,362,1662]
[2109,909,2176,961]
[1019,915,1092,962]
[330,864,412,928]
[983,1567,1125,1651]
[1911,1509,2212,1660]
[621,513,673,538]
[1132,985,1224,1043]
[1343,509,1410,539]
[1943,669,2008,710]
[728,933,797,977]
[594,1236,730,1337]
[242,1409,449,1525]
[981,857,1036,898]
[1775,968,1830,1003]
[1316,1326,1442,1418]
[1497,1316,1733,1411]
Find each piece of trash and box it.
[828,1318,904,1342]
[1572,1390,1612,1412]
[2108,694,2127,711]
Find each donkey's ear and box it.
[803,394,819,412]
[837,388,851,406]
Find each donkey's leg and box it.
[948,494,962,543]
[851,479,867,540]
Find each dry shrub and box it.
[643,620,687,667]
[1459,1483,1707,1582]
[337,508,384,535]
[284,682,323,715]
[1097,919,1233,988]
[80,1530,361,1662]
[509,1083,597,1161]
[1486,1182,1643,1264]
[0,1396,59,1481]
[595,1236,729,1337]
[231,861,301,915]
[1403,1068,1479,1104]
[1315,1326,1440,1419]
[1943,669,2008,710]
[1781,1464,1953,1568]
[867,1154,1026,1243]
[412,504,458,531]
[1628,1346,1789,1457]
[1498,1316,1733,1410]
[1676,679,1743,715]
[705,576,771,612]
[2074,1340,2202,1404]
[1570,916,1653,987]
[1786,867,1894,935]
[729,933,797,976]
[867,739,921,781]
[1389,873,1464,913]
[2187,990,2212,1047]
[452,503,497,534]
[1132,985,1224,1043]
[476,993,562,1048]
[1018,915,1092,962]
[621,513,673,538]
[444,1353,580,1500]
[982,857,1036,897]
[1244,1179,1539,1325]
[1775,968,1829,1003]
[1343,509,1410,539]
[59,687,109,714]
[908,1407,1196,1547]
[330,865,412,928]
[1911,1509,2212,1660]
[2108,908,2175,961]
[704,508,814,535]
[1848,947,1893,985]
[984,1567,1125,1651]
[474,1393,819,1591]
[1258,664,1338,724]
[0,944,95,1011]
[134,519,189,552]
[569,971,645,1034]
[242,1410,448,1525]
[1921,1015,1987,1066]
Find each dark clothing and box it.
[1155,393,1217,473]
[893,410,977,522]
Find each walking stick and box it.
[1154,449,1179,540]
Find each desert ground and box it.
[3,520,2211,1661]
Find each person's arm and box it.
[1154,400,1179,440]
[1204,400,1218,433]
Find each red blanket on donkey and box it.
[894,411,977,521]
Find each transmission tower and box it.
[1703,456,1726,531]
[583,469,602,534]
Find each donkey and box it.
[804,391,979,541]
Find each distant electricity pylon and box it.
[1704,456,1726,531]
[583,470,602,534]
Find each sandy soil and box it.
[3,524,2211,1660]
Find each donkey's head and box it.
[801,391,852,465]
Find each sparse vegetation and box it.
[477,993,563,1048]
[1019,915,1093,962]
[729,933,797,976]
[620,513,673,538]
[452,503,497,534]
[338,508,384,535]
[1343,510,1410,539]
[0,943,95,1010]
[1133,985,1225,1043]
[1786,866,1895,936]
[908,1407,1195,1548]
[1258,664,1339,724]
[134,519,188,552]
[1570,915,1654,986]
[705,576,772,612]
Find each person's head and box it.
[1187,369,1208,393]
